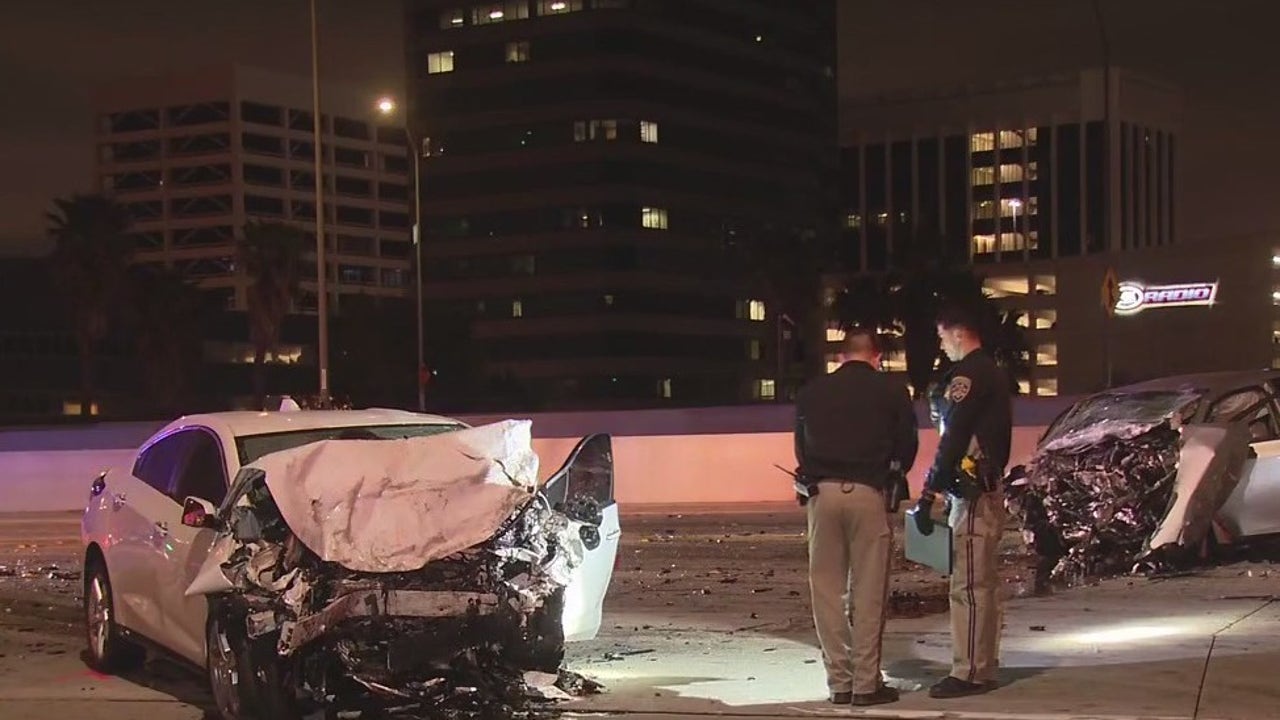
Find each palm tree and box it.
[238,220,304,408]
[46,194,133,418]
[127,267,208,414]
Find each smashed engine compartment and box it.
[1006,390,1252,587]
[191,421,610,718]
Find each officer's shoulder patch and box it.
[946,375,972,402]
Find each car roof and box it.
[158,408,467,439]
[1108,369,1280,397]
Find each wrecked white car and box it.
[1006,370,1280,586]
[79,409,619,719]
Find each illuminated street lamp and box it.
[376,96,426,411]
[1009,198,1023,245]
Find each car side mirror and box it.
[181,496,220,529]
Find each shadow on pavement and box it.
[78,649,218,719]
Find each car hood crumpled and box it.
[252,419,540,574]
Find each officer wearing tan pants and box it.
[794,328,918,707]
[912,303,1012,699]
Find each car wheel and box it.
[207,610,255,720]
[83,560,143,673]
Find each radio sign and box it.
[1114,281,1219,315]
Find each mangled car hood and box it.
[248,419,539,574]
[1011,388,1253,584]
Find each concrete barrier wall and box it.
[0,401,1068,513]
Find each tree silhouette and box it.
[126,267,209,415]
[237,221,303,408]
[45,194,133,417]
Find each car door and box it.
[103,432,188,643]
[543,434,621,642]
[152,428,230,666]
[1217,388,1280,538]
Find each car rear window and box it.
[235,423,463,466]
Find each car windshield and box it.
[1040,389,1203,451]
[235,423,464,466]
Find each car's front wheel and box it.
[83,560,143,673]
[207,610,254,720]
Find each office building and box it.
[93,65,415,325]
[403,0,838,409]
[827,67,1187,396]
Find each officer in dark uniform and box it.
[912,303,1012,699]
[794,327,918,707]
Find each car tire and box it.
[206,608,259,720]
[83,560,143,673]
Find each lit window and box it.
[1033,274,1057,295]
[641,206,668,229]
[983,276,1029,298]
[844,213,862,229]
[972,232,1038,254]
[880,349,907,372]
[970,132,995,152]
[999,163,1026,183]
[1036,344,1058,367]
[971,166,995,186]
[748,299,766,321]
[473,1,528,24]
[537,0,581,14]
[998,129,1036,149]
[756,379,776,400]
[640,120,659,143]
[826,326,846,342]
[1018,379,1031,395]
[660,378,672,399]
[62,401,100,416]
[875,212,889,225]
[1016,313,1030,329]
[826,360,841,374]
[439,9,465,28]
[427,51,455,74]
[1036,378,1059,397]
[1001,197,1034,217]
[1035,310,1058,330]
[973,200,996,220]
[512,299,523,317]
[1273,253,1280,267]
[591,119,617,140]
[506,40,530,63]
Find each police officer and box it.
[912,303,1013,699]
[794,327,918,707]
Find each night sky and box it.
[3,0,1277,255]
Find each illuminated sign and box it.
[1114,281,1219,315]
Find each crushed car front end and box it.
[1006,388,1253,585]
[188,420,615,718]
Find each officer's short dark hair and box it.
[843,326,882,356]
[936,302,980,334]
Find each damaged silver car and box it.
[81,409,618,720]
[1006,370,1280,586]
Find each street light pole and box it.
[309,0,330,402]
[411,129,425,411]
[376,97,425,411]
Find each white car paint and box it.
[1220,438,1280,539]
[80,408,618,670]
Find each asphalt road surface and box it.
[15,505,1253,720]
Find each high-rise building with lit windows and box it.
[827,67,1184,397]
[93,65,415,318]
[403,0,838,409]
